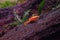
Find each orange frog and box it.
[24,15,39,26]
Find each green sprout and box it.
[13,9,31,26]
[22,10,31,22]
[9,21,21,27]
[38,0,45,15]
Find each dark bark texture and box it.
[0,0,60,40]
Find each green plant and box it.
[22,10,31,22]
[38,0,45,15]
[13,9,31,26]
[0,1,16,8]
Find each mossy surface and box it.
[0,0,17,8]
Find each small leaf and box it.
[22,10,31,22]
[38,0,45,15]
[9,21,21,27]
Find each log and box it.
[0,0,60,40]
[0,8,60,40]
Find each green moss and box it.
[0,1,16,8]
